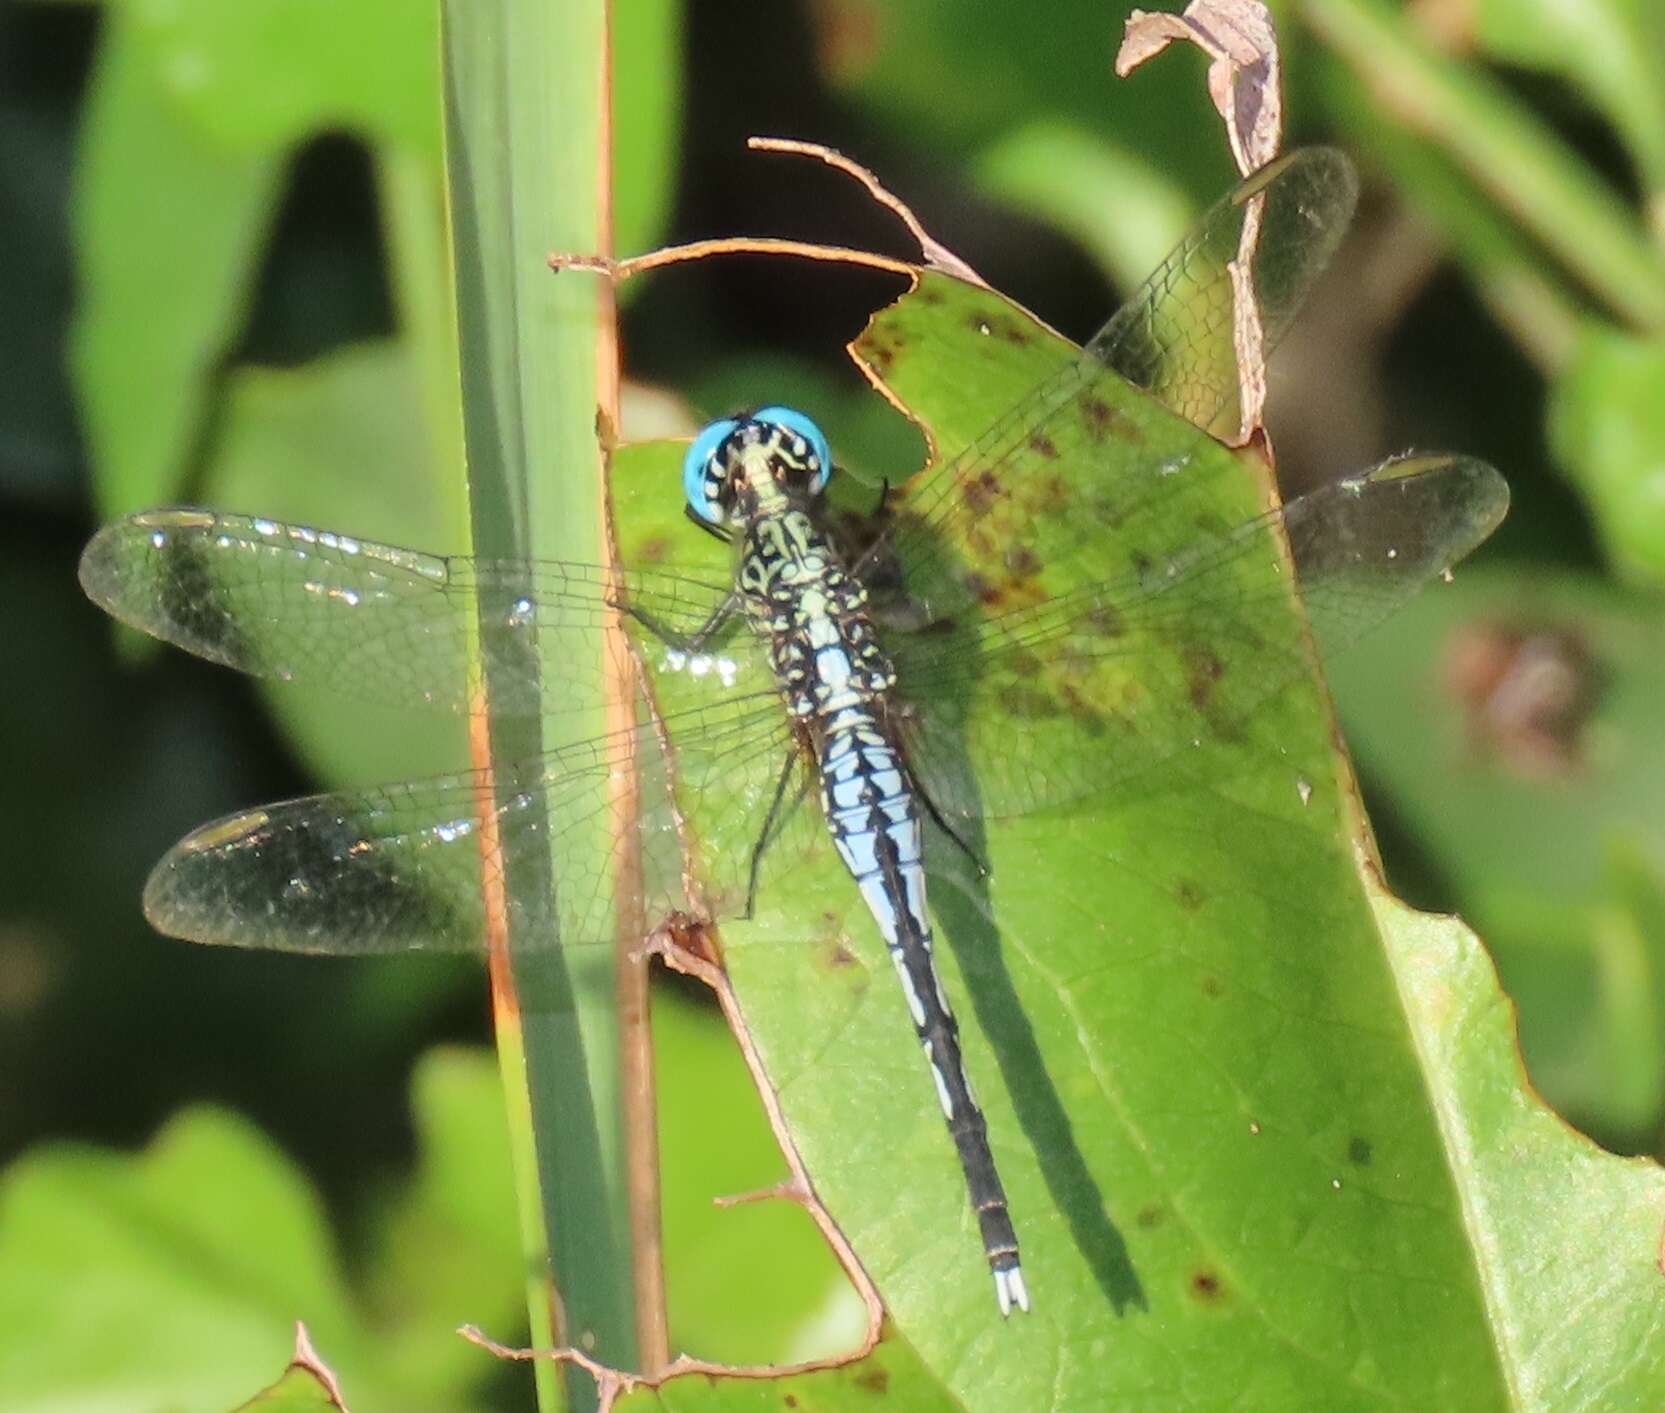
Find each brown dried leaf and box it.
[1116,1,1285,444]
[1116,1,1282,174]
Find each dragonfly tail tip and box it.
[994,1265,1030,1316]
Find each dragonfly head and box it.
[682,406,832,526]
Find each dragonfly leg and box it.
[915,777,989,880]
[742,750,809,919]
[683,504,734,545]
[623,589,742,654]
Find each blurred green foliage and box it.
[1328,567,1665,1152]
[4,0,1665,1407]
[0,1053,519,1411]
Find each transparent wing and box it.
[78,508,767,719]
[856,148,1359,630]
[1090,146,1358,437]
[141,692,819,955]
[890,454,1508,820]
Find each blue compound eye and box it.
[753,405,832,493]
[682,416,741,525]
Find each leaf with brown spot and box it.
[1188,1268,1227,1304]
[612,139,1645,1412]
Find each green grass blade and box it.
[440,3,638,1406]
[1302,0,1665,333]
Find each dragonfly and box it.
[80,148,1508,1318]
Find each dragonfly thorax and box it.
[736,506,896,721]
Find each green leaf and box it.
[232,1344,349,1412]
[116,0,679,254]
[610,271,1665,1405]
[0,1058,527,1411]
[71,4,284,513]
[364,1050,528,1391]
[1327,564,1665,1150]
[1368,892,1665,1409]
[655,989,863,1361]
[1549,324,1665,585]
[74,0,679,519]
[119,0,440,157]
[72,0,440,517]
[0,1110,371,1411]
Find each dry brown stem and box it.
[1117,1,1287,444]
[550,134,983,289]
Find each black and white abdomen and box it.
[728,490,1029,1315]
[819,717,925,942]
